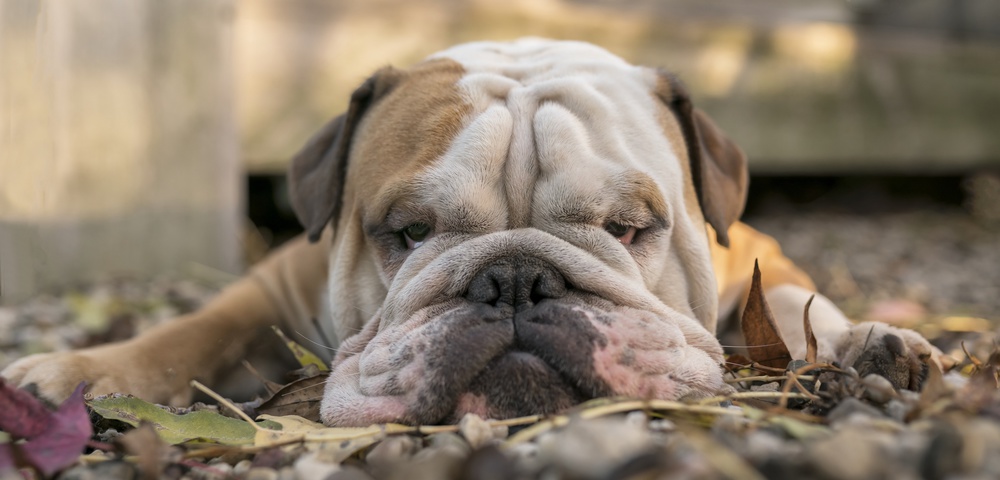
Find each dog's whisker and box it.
[293,329,338,351]
[719,342,788,349]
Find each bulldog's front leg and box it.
[2,234,330,405]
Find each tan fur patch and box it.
[345,59,471,224]
[652,76,703,229]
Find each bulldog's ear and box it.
[655,74,749,248]
[289,67,403,242]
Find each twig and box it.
[696,391,813,406]
[725,375,816,384]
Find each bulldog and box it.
[2,39,946,426]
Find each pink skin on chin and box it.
[588,311,691,399]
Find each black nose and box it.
[465,257,567,311]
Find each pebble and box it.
[648,418,676,432]
[537,416,652,480]
[233,460,253,477]
[294,452,340,480]
[806,427,896,480]
[398,445,466,480]
[366,435,421,468]
[827,397,886,424]
[277,467,295,480]
[327,466,376,480]
[862,374,898,404]
[424,432,471,458]
[458,413,495,449]
[245,467,279,480]
[57,461,138,480]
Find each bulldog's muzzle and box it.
[320,230,727,426]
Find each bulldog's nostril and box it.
[466,265,508,306]
[530,269,567,305]
[465,258,567,311]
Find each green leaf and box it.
[88,395,278,445]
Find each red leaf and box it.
[0,377,55,439]
[20,383,93,477]
[0,443,14,472]
[740,260,793,369]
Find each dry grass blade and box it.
[803,294,817,363]
[741,260,792,369]
[503,399,740,447]
[725,375,816,384]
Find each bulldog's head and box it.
[289,39,749,426]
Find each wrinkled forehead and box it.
[353,40,688,228]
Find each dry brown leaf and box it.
[740,260,792,369]
[803,294,817,364]
[118,421,169,479]
[257,374,327,422]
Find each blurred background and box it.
[1,0,998,363]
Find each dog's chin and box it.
[445,351,586,423]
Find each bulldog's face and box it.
[290,40,748,426]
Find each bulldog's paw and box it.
[835,321,946,391]
[1,345,193,406]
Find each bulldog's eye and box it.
[402,223,431,249]
[605,222,638,245]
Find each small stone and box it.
[490,424,509,440]
[57,461,138,480]
[326,466,376,480]
[233,460,253,477]
[366,435,421,468]
[648,419,676,432]
[190,462,233,480]
[827,397,886,424]
[246,467,278,480]
[537,416,652,479]
[277,467,295,480]
[460,445,516,480]
[807,427,896,480]
[885,399,911,422]
[458,413,494,449]
[294,452,340,480]
[507,442,540,473]
[624,411,648,429]
[425,432,471,457]
[400,446,466,480]
[862,374,897,404]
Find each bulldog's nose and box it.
[465,258,567,311]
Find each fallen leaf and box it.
[0,444,13,472]
[117,422,168,479]
[0,383,94,477]
[257,374,327,422]
[0,378,54,439]
[740,260,792,369]
[272,326,329,372]
[88,394,274,445]
[803,294,817,364]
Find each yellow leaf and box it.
[271,326,329,371]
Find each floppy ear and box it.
[288,68,403,242]
[655,74,749,248]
